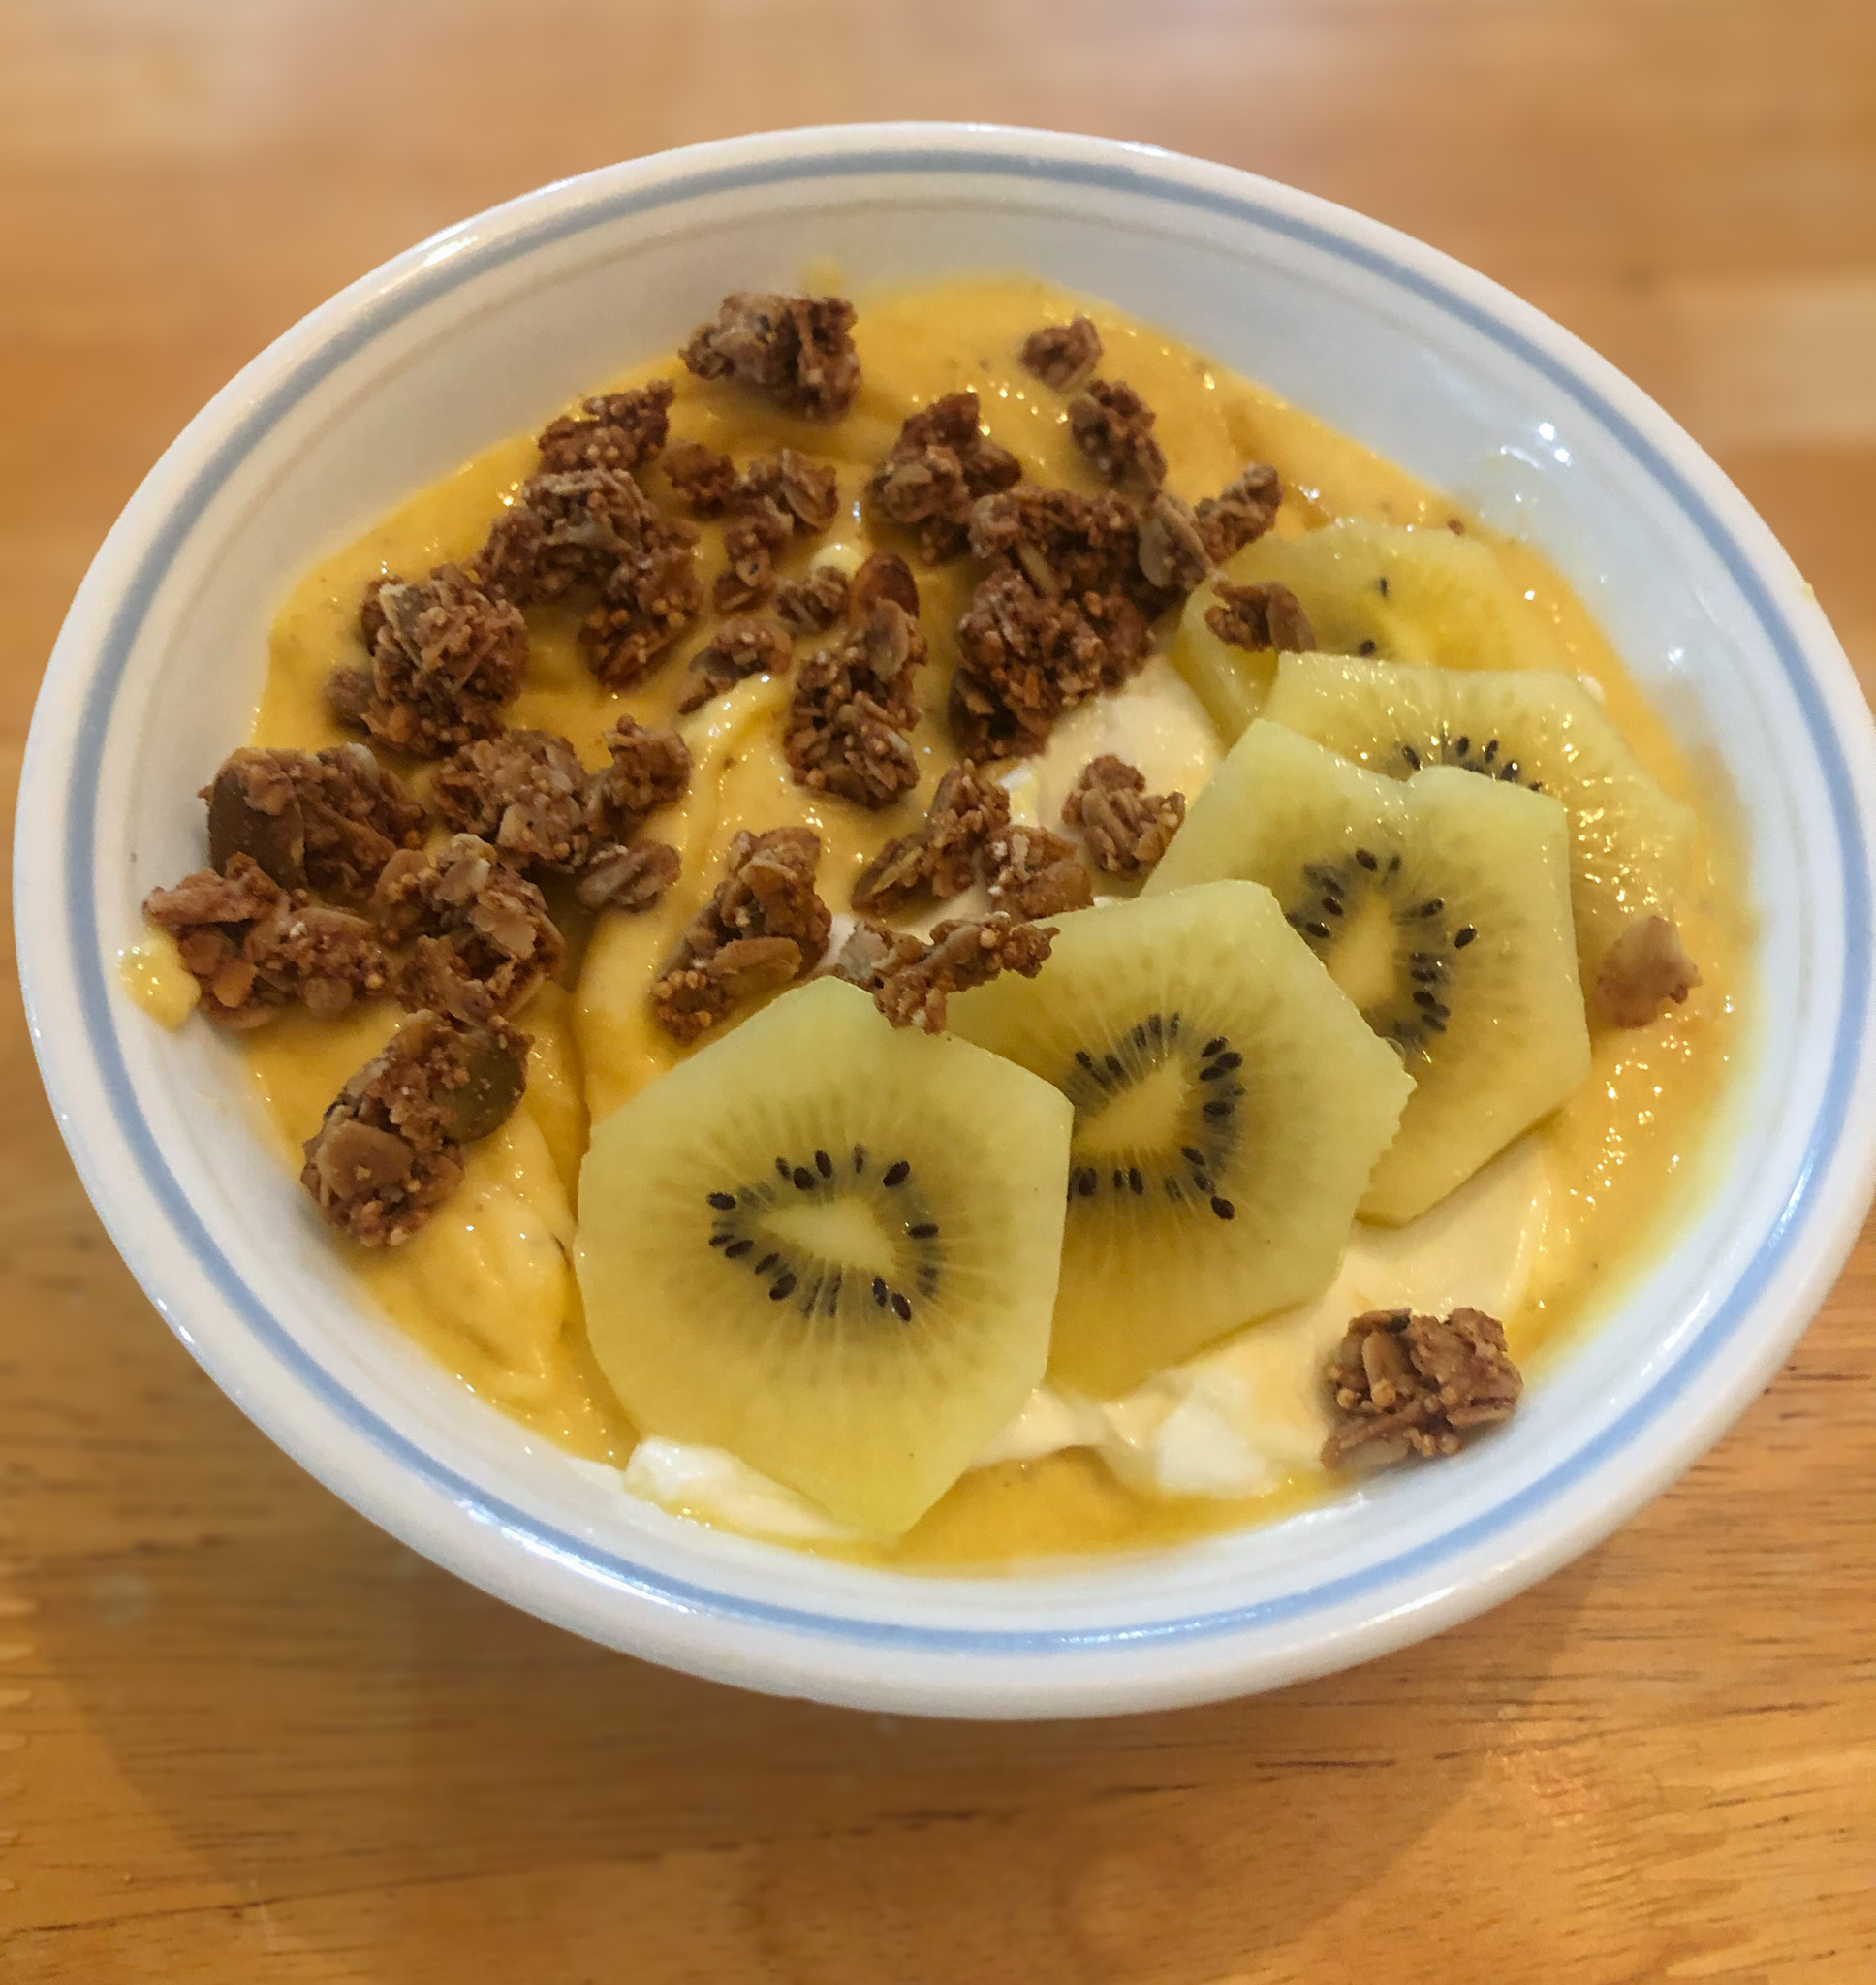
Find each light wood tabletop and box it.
[4,3,1873,1978]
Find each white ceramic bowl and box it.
[18,124,1876,1718]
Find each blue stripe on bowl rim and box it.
[62,142,1871,1654]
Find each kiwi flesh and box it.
[1226,519,1568,673]
[947,881,1413,1399]
[1261,652,1695,974]
[1148,723,1588,1224]
[575,976,1072,1536]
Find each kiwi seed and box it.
[1396,729,1540,789]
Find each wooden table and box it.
[4,3,1872,1977]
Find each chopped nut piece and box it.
[299,1012,529,1245]
[834,914,1056,1032]
[536,381,674,475]
[342,565,528,757]
[850,549,921,619]
[663,438,742,517]
[1206,578,1316,653]
[950,568,1149,761]
[375,835,566,1024]
[1019,317,1103,392]
[1594,914,1702,1027]
[850,762,1013,916]
[676,616,792,713]
[204,743,426,896]
[681,292,861,421]
[785,600,927,807]
[1322,1308,1523,1467]
[578,515,704,686]
[650,826,831,1042]
[577,839,681,912]
[1062,756,1186,879]
[968,484,1141,600]
[1137,491,1211,597]
[773,564,851,636]
[144,854,389,1029]
[1068,379,1167,491]
[983,825,1095,919]
[476,467,659,605]
[431,731,592,875]
[868,392,1022,564]
[585,715,692,842]
[1194,462,1283,563]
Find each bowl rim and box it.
[18,120,1876,1716]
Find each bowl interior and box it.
[24,128,1872,1715]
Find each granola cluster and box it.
[785,599,928,807]
[651,827,831,1042]
[205,744,425,896]
[1062,756,1185,880]
[585,716,693,844]
[1593,914,1701,1028]
[833,915,1056,1032]
[682,293,861,421]
[1322,1308,1523,1467]
[1019,316,1103,392]
[666,442,842,611]
[773,563,851,636]
[299,1012,529,1245]
[850,762,1012,916]
[982,825,1095,919]
[330,565,528,757]
[1068,379,1166,492]
[1206,578,1315,654]
[537,381,674,476]
[145,855,390,1029]
[951,565,1149,761]
[374,835,567,1026]
[676,616,792,714]
[868,392,1022,564]
[432,730,594,874]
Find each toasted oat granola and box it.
[145,855,389,1029]
[1205,579,1315,653]
[1019,317,1103,392]
[203,743,426,897]
[1067,379,1167,492]
[833,914,1056,1032]
[536,381,674,476]
[333,565,527,758]
[982,824,1095,919]
[1062,756,1186,880]
[299,1011,529,1245]
[1193,462,1283,563]
[850,762,1013,917]
[676,616,794,714]
[681,292,861,421]
[868,392,1022,564]
[431,731,592,875]
[772,563,852,636]
[650,826,831,1042]
[585,715,693,842]
[374,835,566,1025]
[1322,1308,1523,1467]
[1593,914,1702,1027]
[784,600,927,807]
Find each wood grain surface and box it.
[4,3,1874,1978]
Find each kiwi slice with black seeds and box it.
[575,977,1072,1536]
[948,881,1413,1398]
[1148,723,1589,1224]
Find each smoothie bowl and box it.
[17,124,1876,1717]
